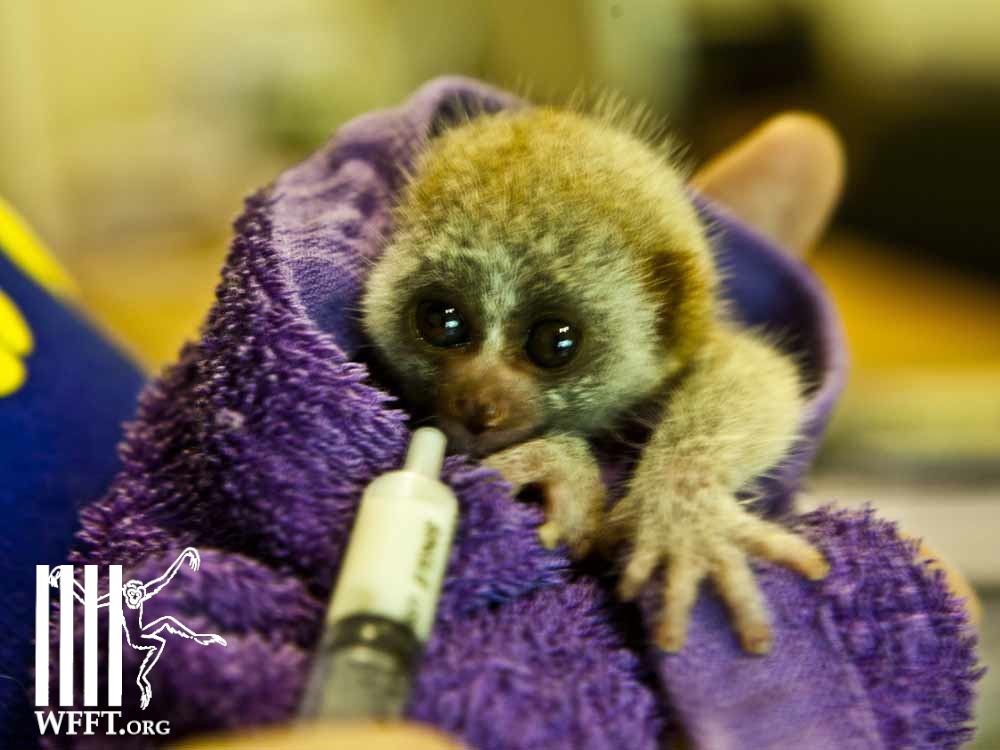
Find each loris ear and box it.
[691,113,845,258]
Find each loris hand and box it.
[611,470,828,653]
[483,434,605,558]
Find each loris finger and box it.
[617,516,669,599]
[738,517,830,581]
[618,544,659,601]
[711,550,773,654]
[541,480,602,558]
[656,552,705,652]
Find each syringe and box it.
[298,427,458,721]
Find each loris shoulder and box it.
[362,105,827,653]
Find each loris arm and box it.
[609,327,828,654]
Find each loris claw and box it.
[361,101,829,654]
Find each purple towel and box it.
[43,77,979,749]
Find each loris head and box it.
[362,106,717,456]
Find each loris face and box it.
[361,107,715,456]
[363,227,667,456]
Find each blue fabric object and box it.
[0,230,145,747]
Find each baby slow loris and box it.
[361,104,828,653]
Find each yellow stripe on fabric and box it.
[0,343,27,397]
[0,289,31,397]
[0,288,32,356]
[0,196,78,299]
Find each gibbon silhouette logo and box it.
[35,548,226,733]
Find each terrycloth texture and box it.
[42,77,979,749]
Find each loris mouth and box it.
[436,418,539,458]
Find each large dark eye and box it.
[526,319,579,368]
[415,300,470,348]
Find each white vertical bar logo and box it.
[34,566,49,707]
[35,564,123,708]
[108,565,123,707]
[83,565,98,706]
[58,565,73,706]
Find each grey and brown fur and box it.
[362,104,828,653]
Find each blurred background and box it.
[1,0,997,745]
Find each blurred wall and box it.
[0,1,691,258]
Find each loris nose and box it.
[452,396,506,435]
